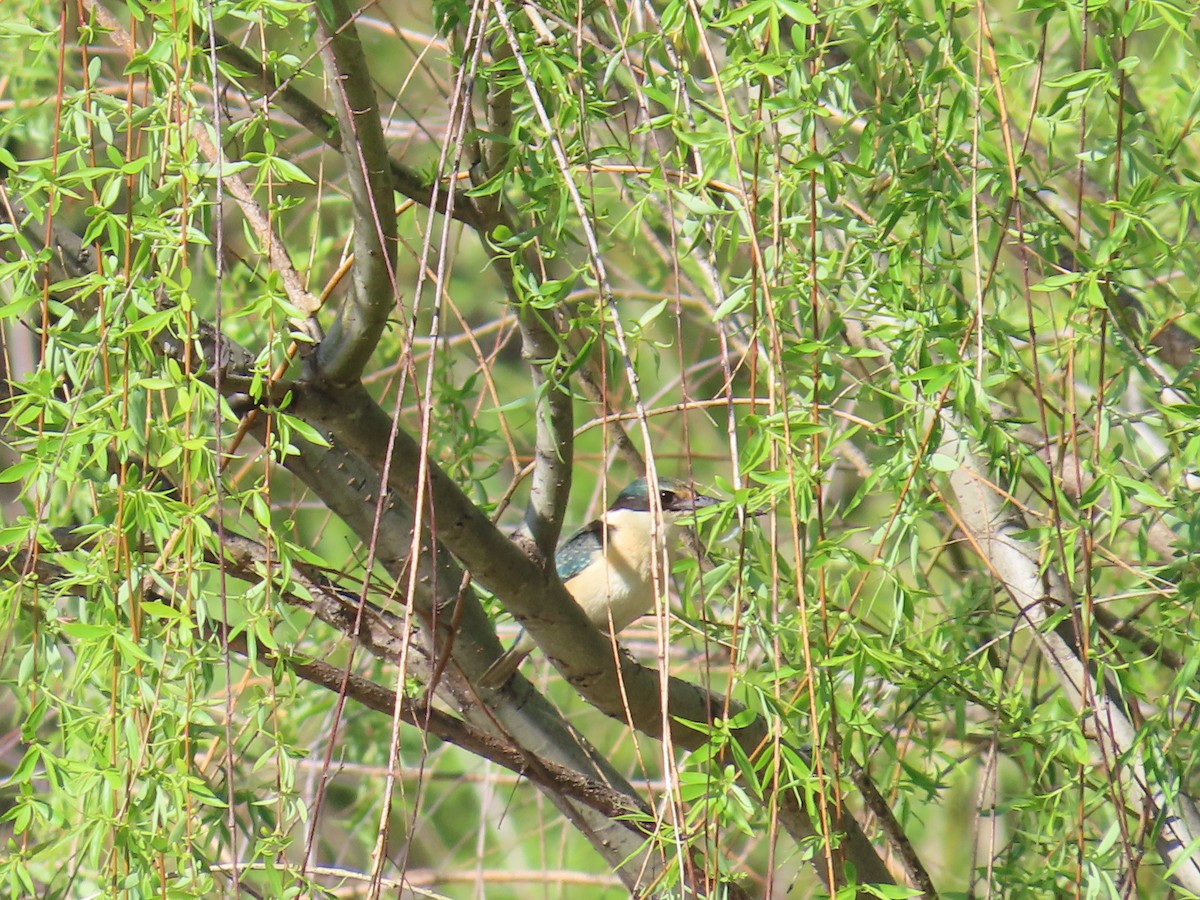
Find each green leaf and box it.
[61,622,113,641]
[927,453,959,472]
[0,459,38,484]
[776,0,817,25]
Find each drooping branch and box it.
[210,34,486,230]
[455,25,573,563]
[84,0,323,342]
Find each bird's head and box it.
[608,477,719,520]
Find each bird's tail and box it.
[479,642,532,689]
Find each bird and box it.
[479,477,719,688]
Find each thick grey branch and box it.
[486,253,574,561]
[310,0,399,385]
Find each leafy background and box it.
[1,0,1199,897]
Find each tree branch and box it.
[216,621,652,828]
[940,418,1200,893]
[309,0,399,384]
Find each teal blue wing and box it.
[555,519,608,582]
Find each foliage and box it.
[1,0,1199,897]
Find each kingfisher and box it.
[479,477,719,688]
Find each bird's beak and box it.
[675,492,720,516]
